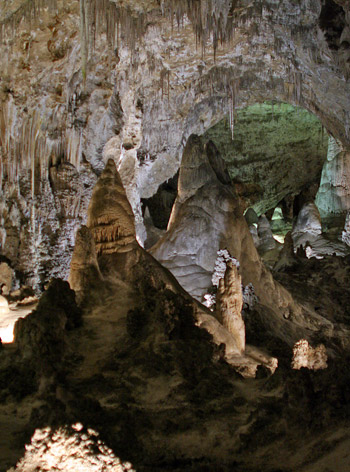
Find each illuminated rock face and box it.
[342,211,350,245]
[1,0,350,290]
[8,424,135,472]
[216,262,245,354]
[292,339,328,370]
[151,134,296,319]
[316,137,350,222]
[293,202,322,238]
[204,103,328,215]
[68,225,102,302]
[87,159,136,255]
[257,215,277,253]
[0,295,8,314]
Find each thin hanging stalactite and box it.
[80,0,88,83]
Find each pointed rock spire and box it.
[87,159,136,255]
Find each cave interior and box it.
[1,0,350,471]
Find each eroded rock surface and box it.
[316,137,350,223]
[2,159,350,472]
[151,134,297,324]
[1,0,350,292]
[292,339,328,370]
[216,262,245,354]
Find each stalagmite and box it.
[292,339,327,370]
[87,159,136,255]
[216,261,245,354]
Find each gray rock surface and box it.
[1,0,350,291]
[151,134,297,322]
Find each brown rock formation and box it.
[216,261,245,354]
[68,225,102,303]
[87,159,136,256]
[292,339,328,370]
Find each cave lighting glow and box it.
[273,234,285,244]
[0,298,34,343]
[0,322,16,343]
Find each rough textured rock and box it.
[3,154,350,472]
[8,424,135,472]
[292,339,328,370]
[315,137,350,223]
[151,134,296,323]
[87,159,136,255]
[1,0,350,291]
[274,231,297,272]
[14,278,81,371]
[68,225,102,303]
[292,201,350,257]
[204,102,328,214]
[342,210,350,245]
[257,214,277,252]
[0,261,13,294]
[3,1,350,471]
[293,202,323,237]
[216,262,245,354]
[248,223,260,247]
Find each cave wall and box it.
[204,102,328,215]
[1,0,350,287]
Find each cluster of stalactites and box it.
[161,0,236,57]
[0,0,58,44]
[198,67,240,138]
[0,101,82,192]
[80,0,147,80]
[89,218,135,255]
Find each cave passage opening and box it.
[143,101,330,251]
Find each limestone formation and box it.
[204,103,328,215]
[292,339,328,370]
[151,134,297,320]
[0,295,8,315]
[274,231,296,272]
[216,262,245,354]
[87,159,136,255]
[342,211,350,245]
[68,225,102,302]
[293,202,322,237]
[244,208,259,226]
[291,201,350,258]
[257,214,277,253]
[316,136,350,222]
[2,1,350,471]
[0,261,14,295]
[248,224,260,247]
[8,424,135,472]
[0,0,350,293]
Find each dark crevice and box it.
[142,172,179,230]
[319,0,346,51]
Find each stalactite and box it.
[0,0,56,44]
[294,71,302,105]
[80,0,88,83]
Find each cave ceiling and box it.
[0,0,350,284]
[2,2,350,471]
